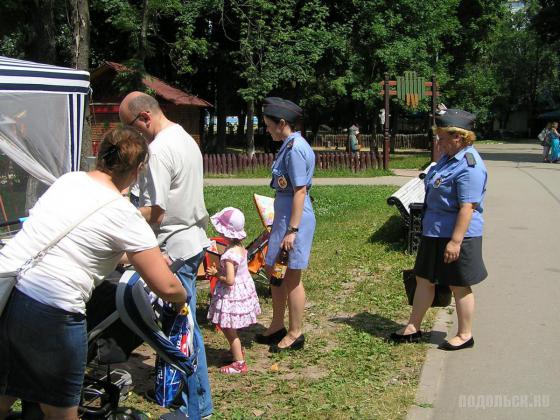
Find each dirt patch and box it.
[277,365,329,381]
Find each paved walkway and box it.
[409,142,559,419]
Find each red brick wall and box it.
[91,113,121,155]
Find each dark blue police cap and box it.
[263,97,302,124]
[435,108,475,131]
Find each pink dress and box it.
[207,247,261,329]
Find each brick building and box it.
[90,61,212,154]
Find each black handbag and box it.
[402,269,452,307]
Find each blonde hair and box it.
[433,125,476,146]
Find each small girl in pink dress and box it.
[206,207,261,374]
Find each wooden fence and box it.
[310,133,429,150]
[203,150,384,175]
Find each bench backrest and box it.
[387,163,435,224]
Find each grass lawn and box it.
[121,185,438,419]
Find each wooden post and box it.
[431,74,437,162]
[383,72,390,170]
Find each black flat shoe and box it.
[255,327,287,345]
[269,334,305,353]
[438,337,474,351]
[389,330,422,343]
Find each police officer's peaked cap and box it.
[435,108,475,131]
[263,97,302,124]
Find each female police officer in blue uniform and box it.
[390,109,488,351]
[255,97,315,352]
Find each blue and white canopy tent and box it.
[0,56,90,186]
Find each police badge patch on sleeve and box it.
[278,175,288,189]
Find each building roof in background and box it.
[92,61,212,107]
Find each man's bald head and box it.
[119,91,161,123]
[119,91,170,141]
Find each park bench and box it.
[387,163,435,253]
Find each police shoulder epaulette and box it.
[465,152,476,167]
[286,138,295,149]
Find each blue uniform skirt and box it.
[265,193,316,269]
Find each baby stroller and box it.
[80,263,200,420]
[202,194,275,292]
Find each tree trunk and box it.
[29,0,56,64]
[216,68,227,152]
[236,111,246,141]
[138,0,149,63]
[69,0,92,170]
[246,100,255,157]
[25,0,57,211]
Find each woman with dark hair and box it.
[255,97,315,352]
[390,109,488,351]
[0,127,186,420]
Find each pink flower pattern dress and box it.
[207,247,261,329]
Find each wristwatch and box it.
[287,225,299,234]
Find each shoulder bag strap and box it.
[19,195,122,274]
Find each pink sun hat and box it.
[210,207,247,240]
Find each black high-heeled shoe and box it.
[255,327,287,345]
[269,334,305,353]
[389,330,422,343]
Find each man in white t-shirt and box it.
[119,92,212,420]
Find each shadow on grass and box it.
[331,311,450,344]
[330,311,402,339]
[368,215,407,252]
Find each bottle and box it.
[270,248,289,286]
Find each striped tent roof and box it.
[0,56,90,177]
[0,56,90,94]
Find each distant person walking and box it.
[347,125,360,153]
[539,122,552,162]
[547,122,560,163]
[390,109,488,351]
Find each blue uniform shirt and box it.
[270,131,315,193]
[422,145,487,238]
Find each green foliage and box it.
[449,2,560,129]
[227,0,331,102]
[112,58,148,94]
[533,0,560,43]
[1,0,559,139]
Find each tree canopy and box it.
[0,0,558,143]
